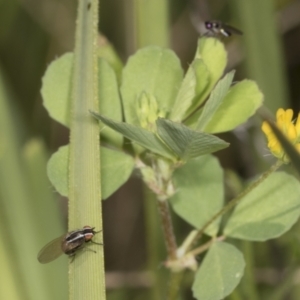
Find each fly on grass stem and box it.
[37,226,102,264]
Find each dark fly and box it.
[37,226,102,264]
[204,20,243,37]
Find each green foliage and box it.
[170,38,227,121]
[169,59,207,122]
[121,46,183,126]
[42,53,72,127]
[196,70,235,130]
[90,112,175,159]
[47,145,135,199]
[40,33,298,300]
[98,58,123,147]
[192,242,245,300]
[224,172,300,241]
[203,80,264,133]
[170,155,223,235]
[91,112,229,161]
[156,118,229,159]
[42,53,123,142]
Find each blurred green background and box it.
[1,0,300,299]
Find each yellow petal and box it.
[296,112,300,137]
[284,109,294,123]
[276,108,285,119]
[261,122,272,135]
[287,124,297,141]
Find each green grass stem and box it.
[68,0,105,299]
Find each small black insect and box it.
[87,2,91,10]
[37,226,102,264]
[204,20,243,37]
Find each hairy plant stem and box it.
[157,199,177,260]
[187,159,283,251]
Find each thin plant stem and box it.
[188,236,225,257]
[144,187,164,300]
[157,200,178,260]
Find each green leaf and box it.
[194,59,210,99]
[47,145,135,199]
[121,46,183,125]
[224,172,300,241]
[197,71,235,130]
[169,59,203,122]
[90,112,175,159]
[192,242,245,300]
[156,118,229,160]
[169,155,224,235]
[98,34,123,82]
[47,146,69,197]
[185,38,227,117]
[101,147,135,199]
[41,52,72,127]
[196,37,227,90]
[98,58,123,147]
[41,54,123,139]
[204,80,263,133]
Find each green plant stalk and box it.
[144,188,164,300]
[68,0,105,299]
[167,272,184,300]
[157,199,178,260]
[157,199,181,300]
[187,159,283,251]
[189,236,224,257]
[133,0,169,48]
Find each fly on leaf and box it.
[204,20,243,37]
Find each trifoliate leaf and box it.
[90,112,175,159]
[156,118,229,160]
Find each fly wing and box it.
[223,24,243,35]
[37,234,65,264]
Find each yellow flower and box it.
[262,108,300,163]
